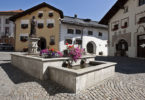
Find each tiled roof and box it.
[62,16,108,29]
[0,10,23,13]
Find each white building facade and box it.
[0,15,14,37]
[100,0,145,58]
[60,16,108,56]
[0,10,22,45]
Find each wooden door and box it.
[137,34,145,58]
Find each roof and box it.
[0,10,23,13]
[62,16,108,29]
[0,10,23,15]
[99,0,128,25]
[9,2,64,21]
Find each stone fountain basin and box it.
[48,61,116,93]
[11,53,116,93]
[11,53,96,80]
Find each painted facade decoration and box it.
[99,0,145,58]
[60,16,108,56]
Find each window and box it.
[121,22,128,28]
[65,39,72,44]
[5,19,9,24]
[38,11,43,18]
[67,29,74,34]
[76,29,82,34]
[88,31,93,35]
[75,39,82,45]
[21,20,29,29]
[124,6,128,13]
[38,13,43,18]
[99,52,103,55]
[112,24,118,31]
[37,23,43,28]
[49,36,55,45]
[20,36,28,42]
[5,27,9,34]
[49,12,53,17]
[98,32,103,37]
[21,24,28,29]
[139,0,145,6]
[138,17,145,24]
[47,23,54,28]
[47,19,55,28]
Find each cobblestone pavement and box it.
[0,52,145,100]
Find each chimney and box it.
[74,14,77,18]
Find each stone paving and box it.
[0,52,145,100]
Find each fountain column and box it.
[28,16,40,54]
[28,38,40,54]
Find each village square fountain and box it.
[11,16,116,93]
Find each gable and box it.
[99,0,128,25]
[9,2,63,22]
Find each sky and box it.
[0,0,117,21]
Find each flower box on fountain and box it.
[40,48,63,58]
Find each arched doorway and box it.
[38,37,46,50]
[87,41,96,54]
[116,39,128,56]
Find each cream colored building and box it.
[100,0,145,58]
[10,2,63,51]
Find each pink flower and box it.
[68,47,84,62]
[57,51,63,57]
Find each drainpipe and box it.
[14,22,16,51]
[108,21,110,56]
[59,18,61,51]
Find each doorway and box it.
[87,41,96,54]
[137,34,145,58]
[116,39,128,56]
[38,37,46,50]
